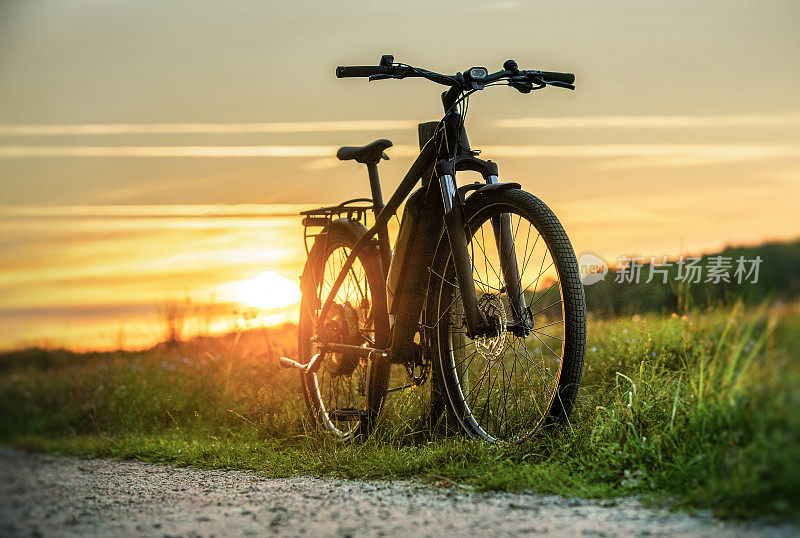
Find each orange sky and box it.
[0,1,798,349]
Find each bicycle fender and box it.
[303,216,390,352]
[302,218,371,290]
[322,217,369,243]
[466,181,520,201]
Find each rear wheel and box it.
[429,188,586,442]
[298,222,389,439]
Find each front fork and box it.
[437,167,529,339]
[488,176,529,331]
[439,172,489,337]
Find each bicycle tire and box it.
[427,188,586,442]
[298,222,390,439]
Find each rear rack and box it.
[300,198,373,254]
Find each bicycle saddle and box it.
[336,139,393,164]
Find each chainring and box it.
[404,339,430,386]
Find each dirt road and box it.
[0,448,793,537]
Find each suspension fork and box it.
[436,163,490,338]
[436,159,529,337]
[487,175,528,325]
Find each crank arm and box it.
[280,343,389,373]
[311,339,389,359]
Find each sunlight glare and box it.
[232,271,301,311]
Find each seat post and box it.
[366,161,392,271]
[366,162,384,211]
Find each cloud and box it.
[0,120,419,136]
[303,157,342,171]
[478,144,800,168]
[496,112,800,129]
[3,114,798,136]
[1,144,798,168]
[0,145,339,157]
[0,204,310,218]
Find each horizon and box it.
[1,201,796,351]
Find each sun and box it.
[232,271,301,311]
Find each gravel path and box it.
[0,448,794,537]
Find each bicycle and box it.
[279,55,586,442]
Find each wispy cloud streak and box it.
[496,112,800,129]
[479,144,800,167]
[0,204,312,219]
[0,145,339,157]
[3,114,797,137]
[0,120,418,136]
[1,144,798,168]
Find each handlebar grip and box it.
[538,71,575,85]
[336,65,386,78]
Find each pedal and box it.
[278,353,323,373]
[329,408,369,421]
[278,356,300,369]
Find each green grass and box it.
[1,304,798,520]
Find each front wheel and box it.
[428,188,586,442]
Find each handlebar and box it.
[336,65,386,78]
[335,55,575,93]
[536,71,575,85]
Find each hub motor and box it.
[318,302,362,377]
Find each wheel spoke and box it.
[301,239,379,439]
[438,199,570,441]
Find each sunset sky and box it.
[1,0,799,349]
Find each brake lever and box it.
[510,73,547,94]
[368,74,392,82]
[547,81,576,90]
[509,80,533,93]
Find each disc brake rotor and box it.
[474,293,508,360]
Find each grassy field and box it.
[1,303,798,521]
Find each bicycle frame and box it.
[313,96,527,364]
